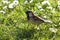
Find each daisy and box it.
[38,6,44,11]
[37,27,40,30]
[13,0,19,6]
[9,3,14,8]
[30,0,33,3]
[43,16,47,18]
[24,0,28,5]
[46,6,52,10]
[2,0,10,4]
[42,0,50,6]
[52,8,55,13]
[49,28,57,33]
[3,6,7,10]
[0,10,5,14]
[58,0,60,8]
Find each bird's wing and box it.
[34,16,53,24]
[33,16,44,22]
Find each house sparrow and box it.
[25,10,53,29]
[26,10,52,24]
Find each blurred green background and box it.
[0,0,60,40]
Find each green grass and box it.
[0,0,60,40]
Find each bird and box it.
[25,10,53,29]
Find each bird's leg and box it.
[34,24,38,29]
[32,24,40,30]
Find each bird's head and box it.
[26,10,32,14]
[25,10,34,20]
[26,10,34,17]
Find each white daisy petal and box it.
[0,10,5,14]
[37,6,44,11]
[43,16,47,18]
[30,0,33,3]
[58,0,60,8]
[9,3,14,8]
[24,0,28,5]
[3,6,7,10]
[37,27,40,30]
[49,28,57,33]
[46,6,52,10]
[52,8,55,13]
[13,0,19,6]
[2,0,10,4]
[42,0,50,6]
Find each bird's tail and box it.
[39,17,53,24]
[43,20,53,24]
